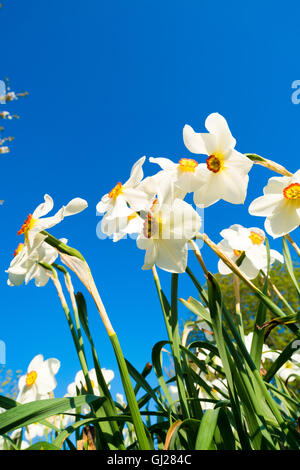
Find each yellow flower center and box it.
[206,153,224,173]
[178,158,198,173]
[83,379,95,391]
[108,182,123,199]
[283,183,300,200]
[13,243,24,257]
[249,231,264,245]
[284,361,293,369]
[26,371,38,387]
[127,212,138,222]
[17,214,36,236]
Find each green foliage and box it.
[187,262,299,351]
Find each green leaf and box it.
[283,237,300,298]
[125,358,166,412]
[244,153,266,162]
[0,395,100,435]
[195,408,220,450]
[179,297,211,323]
[25,441,61,451]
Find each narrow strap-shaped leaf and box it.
[0,395,101,435]
[195,408,220,450]
[283,236,300,299]
[125,358,166,412]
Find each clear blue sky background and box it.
[1,0,300,401]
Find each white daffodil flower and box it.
[6,235,67,287]
[136,195,202,273]
[97,156,151,218]
[24,422,46,442]
[116,393,126,409]
[249,170,300,238]
[149,157,203,195]
[102,211,145,242]
[244,333,279,363]
[183,113,253,207]
[17,194,87,247]
[97,157,155,239]
[217,224,283,279]
[65,368,115,415]
[277,353,300,382]
[167,384,180,405]
[17,354,60,404]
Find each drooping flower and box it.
[17,354,60,404]
[183,113,253,207]
[6,235,67,287]
[136,195,202,273]
[96,156,152,223]
[217,224,283,279]
[248,170,300,238]
[17,194,87,247]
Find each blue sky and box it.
[1,0,300,401]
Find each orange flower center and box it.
[13,243,24,257]
[283,183,300,200]
[143,213,158,239]
[233,249,243,257]
[108,182,123,199]
[178,158,198,173]
[17,214,36,236]
[206,154,223,173]
[249,231,264,245]
[26,371,37,387]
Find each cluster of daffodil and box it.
[1,112,300,450]
[0,354,118,449]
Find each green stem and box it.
[109,333,152,450]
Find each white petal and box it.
[105,196,133,220]
[264,200,300,238]
[101,368,114,384]
[239,257,260,279]
[27,208,65,246]
[205,113,236,152]
[28,354,44,373]
[35,364,57,394]
[142,241,158,270]
[249,194,283,217]
[124,156,146,188]
[168,198,202,240]
[226,149,253,174]
[96,194,111,214]
[218,259,233,275]
[122,187,153,212]
[45,358,61,375]
[270,249,284,264]
[183,124,217,155]
[264,176,290,195]
[63,198,88,217]
[155,239,188,273]
[32,194,54,219]
[149,157,177,171]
